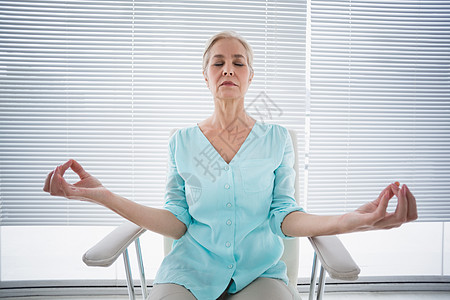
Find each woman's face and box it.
[204,38,253,101]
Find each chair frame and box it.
[87,232,357,300]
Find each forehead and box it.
[211,54,246,61]
[209,38,247,58]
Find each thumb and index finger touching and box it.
[377,182,398,206]
[375,181,417,228]
[372,182,401,220]
[58,159,90,179]
[43,159,90,193]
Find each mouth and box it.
[220,81,237,87]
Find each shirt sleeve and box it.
[163,130,192,228]
[269,126,305,239]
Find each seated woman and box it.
[43,31,418,300]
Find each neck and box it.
[210,97,255,130]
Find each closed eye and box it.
[212,62,245,67]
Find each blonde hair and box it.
[202,30,254,76]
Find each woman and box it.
[43,31,418,300]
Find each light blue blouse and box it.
[153,120,304,299]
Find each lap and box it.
[148,283,196,300]
[227,277,295,300]
[148,277,295,300]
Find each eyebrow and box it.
[212,54,246,59]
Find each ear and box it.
[248,70,254,83]
[203,70,209,87]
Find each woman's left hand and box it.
[340,183,418,233]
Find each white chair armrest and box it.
[308,235,360,281]
[83,221,146,267]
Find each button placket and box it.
[223,164,235,260]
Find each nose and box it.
[222,64,234,76]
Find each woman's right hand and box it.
[43,159,109,204]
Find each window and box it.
[307,0,450,220]
[0,0,306,225]
[1,0,449,286]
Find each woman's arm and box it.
[281,183,418,237]
[97,191,187,240]
[43,159,187,240]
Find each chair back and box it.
[163,128,299,288]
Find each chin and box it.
[218,94,241,101]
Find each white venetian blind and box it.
[0,1,306,225]
[307,0,450,221]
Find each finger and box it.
[49,166,62,196]
[371,187,400,227]
[374,185,410,230]
[394,185,408,224]
[387,183,400,200]
[373,185,393,206]
[43,170,54,192]
[373,190,391,221]
[60,159,73,174]
[58,173,74,197]
[376,186,389,200]
[54,159,73,179]
[50,166,72,197]
[404,184,418,221]
[70,159,90,179]
[386,183,397,199]
[374,184,395,206]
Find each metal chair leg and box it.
[316,265,326,300]
[135,238,148,300]
[123,249,136,300]
[309,252,319,300]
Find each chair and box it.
[82,128,360,300]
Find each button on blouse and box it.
[154,120,304,299]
